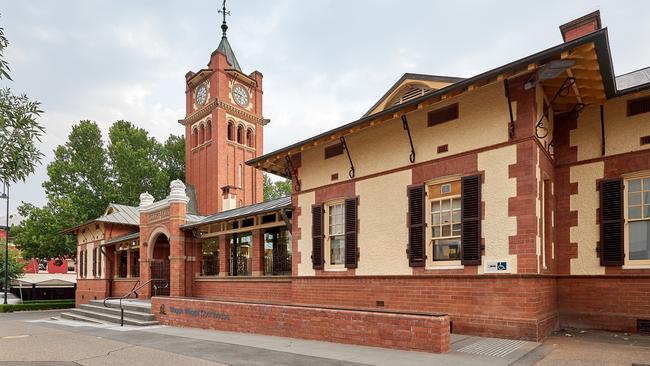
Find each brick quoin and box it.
[152,296,451,353]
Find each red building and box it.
[67,10,650,352]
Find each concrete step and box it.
[80,304,155,322]
[64,308,159,326]
[60,312,107,324]
[89,299,152,314]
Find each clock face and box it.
[232,84,249,107]
[195,84,208,106]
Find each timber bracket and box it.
[401,115,416,163]
[284,155,301,192]
[280,208,292,231]
[339,136,355,178]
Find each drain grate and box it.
[457,338,527,358]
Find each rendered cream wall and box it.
[355,170,412,275]
[477,145,518,274]
[297,191,316,276]
[535,148,542,273]
[299,82,510,191]
[571,91,650,162]
[569,161,605,275]
[76,223,104,278]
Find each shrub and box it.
[0,300,74,313]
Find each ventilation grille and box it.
[428,104,459,127]
[628,96,650,116]
[639,319,650,333]
[641,135,650,146]
[393,87,431,106]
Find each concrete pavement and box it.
[0,309,558,365]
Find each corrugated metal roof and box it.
[97,204,140,226]
[104,231,140,246]
[182,196,292,229]
[616,67,650,91]
[185,213,206,223]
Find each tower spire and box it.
[215,0,241,71]
[219,0,230,38]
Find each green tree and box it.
[263,173,292,201]
[13,120,185,259]
[42,121,111,220]
[0,249,24,291]
[158,134,186,183]
[0,19,44,184]
[12,199,79,259]
[108,120,169,204]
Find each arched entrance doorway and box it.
[150,234,170,296]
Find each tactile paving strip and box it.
[457,338,527,358]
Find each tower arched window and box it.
[206,120,212,141]
[192,128,198,147]
[246,128,254,147]
[237,125,243,144]
[227,121,234,141]
[199,124,205,144]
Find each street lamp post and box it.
[1,182,8,305]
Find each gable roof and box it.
[363,73,465,117]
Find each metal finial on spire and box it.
[218,0,230,38]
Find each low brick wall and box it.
[558,276,650,332]
[152,296,451,353]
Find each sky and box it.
[1,0,649,219]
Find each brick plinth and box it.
[75,279,109,305]
[152,296,451,353]
[558,276,650,332]
[188,275,557,341]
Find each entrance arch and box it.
[148,229,171,296]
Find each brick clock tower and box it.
[181,4,265,216]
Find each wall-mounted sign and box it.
[485,260,508,273]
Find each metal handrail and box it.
[103,278,168,326]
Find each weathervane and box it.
[218,0,230,38]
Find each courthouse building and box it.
[70,10,650,343]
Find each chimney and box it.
[560,10,602,42]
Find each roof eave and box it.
[246,28,612,172]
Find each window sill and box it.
[324,267,348,272]
[622,264,650,269]
[425,265,464,270]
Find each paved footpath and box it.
[6,310,646,366]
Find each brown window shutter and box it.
[92,248,97,276]
[461,175,481,265]
[345,197,359,268]
[407,185,426,267]
[312,204,325,269]
[600,178,624,266]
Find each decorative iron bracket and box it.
[401,115,416,163]
[339,136,355,178]
[504,79,515,139]
[284,155,301,192]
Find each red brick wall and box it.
[290,275,556,340]
[76,279,108,305]
[558,276,650,332]
[111,279,139,298]
[193,279,291,303]
[152,296,451,353]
